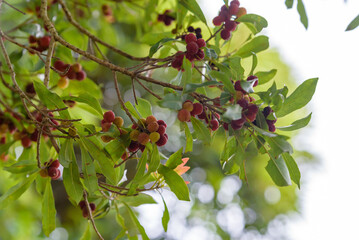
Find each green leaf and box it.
[178,0,207,24]
[191,117,211,144]
[255,69,277,85]
[285,0,294,8]
[158,165,190,201]
[233,142,246,180]
[148,144,160,173]
[123,202,150,240]
[0,140,15,155]
[249,53,258,76]
[120,193,157,207]
[80,137,118,185]
[33,80,70,119]
[3,160,37,174]
[205,47,218,60]
[42,179,57,236]
[265,155,291,186]
[237,14,268,33]
[161,195,170,232]
[58,139,74,168]
[223,105,242,121]
[182,58,192,89]
[128,149,148,195]
[282,153,301,188]
[235,36,269,58]
[184,123,193,153]
[209,70,235,93]
[80,222,92,240]
[165,148,183,169]
[0,172,38,209]
[278,113,312,131]
[297,0,308,29]
[80,143,99,194]
[9,50,23,63]
[135,98,152,118]
[63,159,83,204]
[346,14,359,31]
[63,93,103,117]
[252,124,277,137]
[124,101,141,119]
[276,78,318,117]
[266,136,293,156]
[158,93,182,110]
[185,81,222,93]
[149,38,176,57]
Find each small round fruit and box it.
[147,122,159,132]
[76,71,86,81]
[103,111,115,123]
[157,120,167,128]
[220,29,231,40]
[79,200,86,209]
[130,129,140,141]
[145,115,157,125]
[137,132,150,145]
[113,116,124,128]
[191,103,203,116]
[185,33,197,44]
[39,168,48,177]
[213,15,224,26]
[196,38,206,48]
[247,75,258,87]
[57,77,69,89]
[157,125,166,135]
[224,20,237,32]
[52,169,61,180]
[50,159,60,168]
[187,26,195,32]
[48,167,58,178]
[66,66,77,80]
[186,41,199,55]
[21,136,32,148]
[236,7,247,18]
[72,63,82,72]
[89,203,96,211]
[209,119,219,131]
[82,208,89,218]
[156,134,168,146]
[68,126,77,137]
[268,123,276,132]
[54,60,66,71]
[149,132,160,143]
[229,3,239,15]
[177,109,191,122]
[182,101,194,112]
[128,141,139,152]
[39,36,51,48]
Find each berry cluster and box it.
[28,35,51,52]
[187,26,203,39]
[171,33,206,71]
[262,106,277,132]
[157,10,175,26]
[39,159,62,180]
[79,200,96,218]
[54,60,86,85]
[101,111,124,132]
[212,0,247,40]
[128,115,168,152]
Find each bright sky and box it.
[203,0,359,240]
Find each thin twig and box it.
[83,191,104,240]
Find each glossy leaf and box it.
[297,0,308,29]
[161,195,170,232]
[178,0,207,24]
[158,165,190,201]
[282,152,301,188]
[80,222,92,240]
[3,160,37,174]
[265,155,292,187]
[346,14,359,31]
[237,14,268,33]
[0,172,38,209]
[255,69,277,85]
[42,179,57,236]
[276,78,318,117]
[166,147,183,169]
[278,113,312,131]
[123,202,150,240]
[285,0,294,8]
[80,143,99,194]
[191,117,211,144]
[148,144,160,173]
[210,70,235,93]
[184,123,193,153]
[158,93,182,110]
[252,124,277,137]
[266,136,293,156]
[63,93,103,117]
[120,193,157,207]
[185,81,222,93]
[63,159,83,204]
[135,98,153,118]
[125,101,141,119]
[235,36,269,58]
[149,38,176,57]
[58,139,74,168]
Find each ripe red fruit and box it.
[147,122,159,132]
[137,132,150,145]
[185,52,196,62]
[48,167,58,178]
[21,136,32,148]
[231,118,245,130]
[178,109,191,122]
[79,200,86,209]
[223,122,229,131]
[185,33,197,44]
[268,123,276,132]
[101,120,112,132]
[224,21,237,32]
[52,169,61,180]
[157,125,166,135]
[196,50,205,60]
[128,141,139,152]
[66,66,77,80]
[72,63,82,72]
[103,111,115,123]
[54,60,67,72]
[209,119,219,131]
[197,109,207,120]
[237,98,249,109]
[213,15,225,26]
[0,136,5,144]
[39,36,51,48]
[220,29,231,40]
[157,120,167,128]
[245,104,259,122]
[186,41,199,55]
[263,106,273,118]
[229,3,240,15]
[29,35,37,44]
[196,38,206,48]
[191,103,203,116]
[82,208,89,218]
[231,0,240,6]
[50,159,60,168]
[182,100,194,111]
[89,203,96,211]
[76,71,86,81]
[146,115,157,125]
[156,134,168,146]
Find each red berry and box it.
[29,35,37,44]
[245,104,259,122]
[191,103,203,116]
[0,136,5,145]
[157,120,167,127]
[76,71,86,81]
[196,49,205,60]
[164,16,173,26]
[82,208,89,218]
[229,4,240,15]
[66,66,77,80]
[101,120,112,132]
[268,123,276,132]
[54,60,67,72]
[263,106,273,118]
[156,134,168,146]
[247,75,258,87]
[139,144,146,152]
[103,111,115,123]
[177,109,191,122]
[50,159,60,168]
[128,141,139,152]
[220,29,231,40]
[224,21,237,32]
[185,52,196,61]
[197,109,207,120]
[231,118,245,130]
[209,119,219,131]
[223,122,229,130]
[213,16,224,26]
[231,0,240,6]
[79,200,86,209]
[89,203,96,211]
[186,41,199,55]
[157,125,166,135]
[39,36,51,48]
[171,56,183,69]
[48,167,58,178]
[237,98,249,109]
[21,136,32,148]
[185,33,197,44]
[196,38,206,48]
[52,169,61,180]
